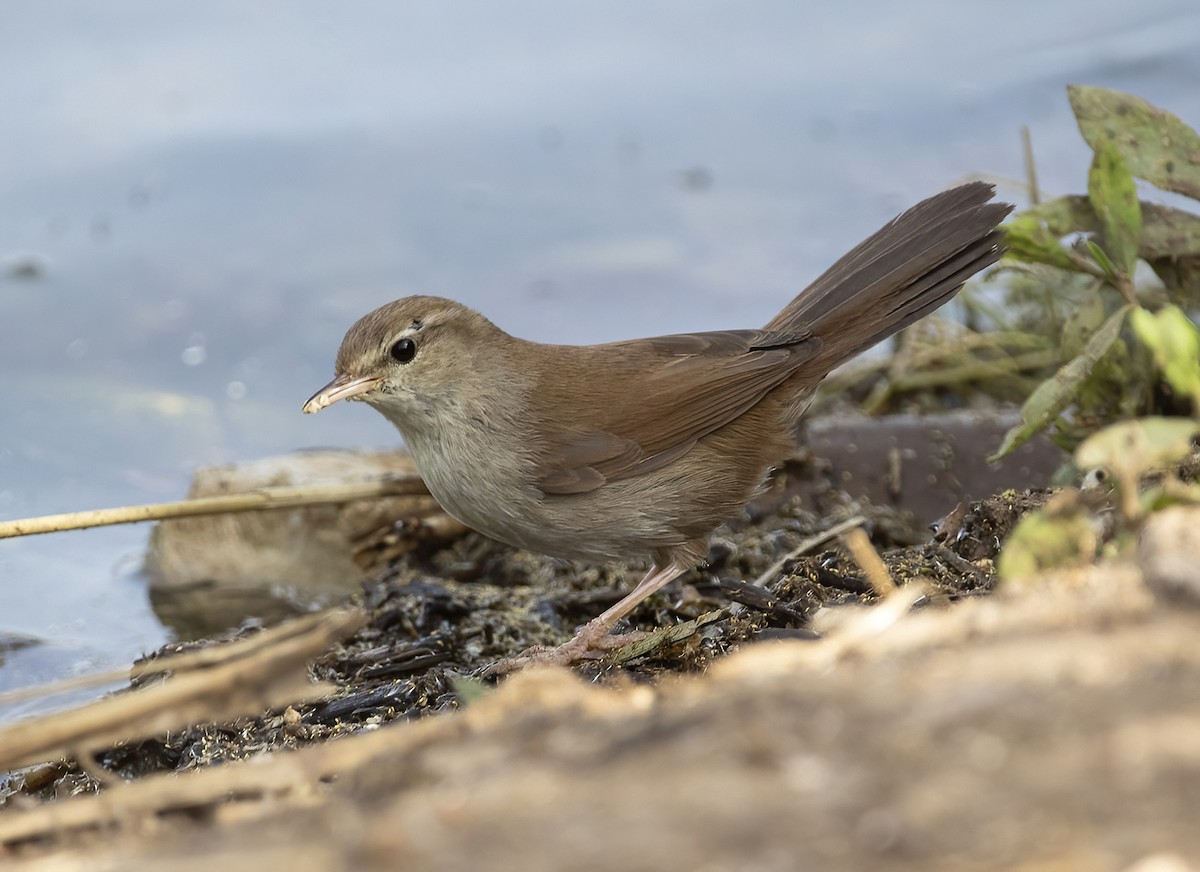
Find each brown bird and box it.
[304,182,1011,668]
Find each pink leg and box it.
[486,562,688,672]
[590,562,688,630]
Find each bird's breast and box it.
[399,415,553,549]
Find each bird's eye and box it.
[390,338,417,364]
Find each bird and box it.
[303,181,1012,668]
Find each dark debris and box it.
[15,465,1051,798]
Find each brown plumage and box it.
[304,181,1012,666]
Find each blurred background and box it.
[1,0,1197,700]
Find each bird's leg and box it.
[486,562,688,673]
[568,561,688,651]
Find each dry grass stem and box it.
[750,515,866,588]
[0,478,429,540]
[0,608,365,772]
[840,526,897,596]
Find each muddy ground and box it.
[0,457,1198,870]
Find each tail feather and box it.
[765,182,1012,371]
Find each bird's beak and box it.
[302,374,383,414]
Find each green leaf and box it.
[1085,239,1119,279]
[1003,213,1083,272]
[1087,141,1143,279]
[449,676,491,706]
[1019,196,1098,238]
[1130,305,1200,401]
[1139,205,1200,300]
[1148,256,1200,303]
[1141,480,1200,513]
[1003,194,1200,296]
[1060,291,1106,358]
[1069,84,1200,200]
[1139,202,1200,259]
[1075,416,1200,481]
[1021,195,1200,261]
[989,304,1132,461]
[996,498,1097,583]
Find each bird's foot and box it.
[482,619,646,675]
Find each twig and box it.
[0,616,365,709]
[1021,125,1041,205]
[924,543,993,590]
[0,477,430,540]
[840,527,897,597]
[0,664,136,709]
[751,515,866,587]
[605,609,729,665]
[879,348,1060,392]
[0,608,365,772]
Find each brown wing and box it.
[533,183,1011,497]
[533,329,819,495]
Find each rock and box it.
[1138,505,1200,606]
[803,410,1061,524]
[144,450,464,637]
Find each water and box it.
[2,0,1198,702]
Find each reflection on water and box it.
[1,0,1198,698]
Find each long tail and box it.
[765,182,1012,371]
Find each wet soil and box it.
[3,458,1198,871]
[7,461,1047,783]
